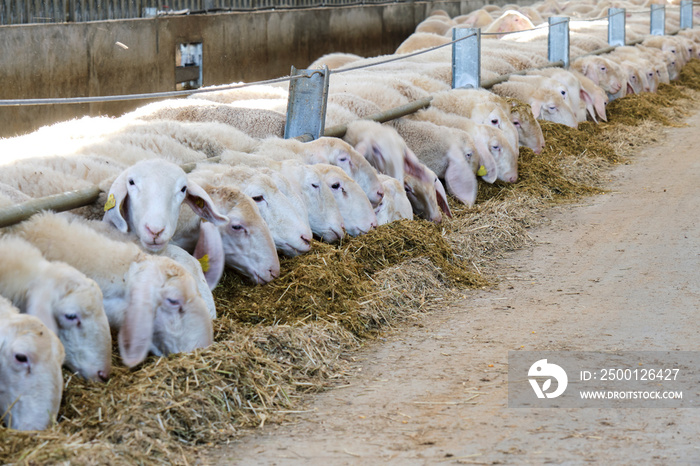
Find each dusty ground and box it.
[209,110,700,465]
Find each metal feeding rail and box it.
[0,1,694,228]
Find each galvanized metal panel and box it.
[284,65,329,141]
[650,4,665,36]
[680,0,693,30]
[548,16,569,68]
[452,27,480,89]
[607,8,625,47]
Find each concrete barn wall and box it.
[0,0,533,137]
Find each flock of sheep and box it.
[1,0,698,433]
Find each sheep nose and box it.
[145,224,164,238]
[98,370,110,382]
[300,234,311,246]
[508,173,518,183]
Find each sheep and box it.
[308,164,378,236]
[254,136,386,208]
[343,120,449,222]
[270,159,346,243]
[395,32,451,54]
[525,67,587,122]
[453,9,496,28]
[491,79,579,129]
[0,299,65,431]
[172,182,281,285]
[374,174,414,225]
[483,10,536,38]
[83,218,221,318]
[392,118,481,207]
[189,165,313,257]
[503,97,546,154]
[103,159,228,253]
[570,70,609,123]
[571,55,626,94]
[415,18,455,36]
[190,83,288,104]
[308,52,364,70]
[507,74,579,123]
[126,99,287,139]
[0,236,111,382]
[428,89,521,168]
[409,106,505,183]
[13,212,214,368]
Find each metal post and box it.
[452,28,481,89]
[548,17,570,68]
[607,8,626,47]
[650,5,665,36]
[284,65,330,141]
[680,0,693,30]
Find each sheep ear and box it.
[118,261,159,368]
[403,148,433,185]
[25,288,59,336]
[103,170,129,233]
[594,95,608,122]
[193,221,225,290]
[434,178,453,218]
[445,150,477,208]
[184,180,229,227]
[530,99,543,119]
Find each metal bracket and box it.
[452,28,481,89]
[650,5,665,36]
[284,65,330,140]
[548,17,570,68]
[680,0,693,30]
[608,8,626,47]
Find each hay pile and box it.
[3,59,700,465]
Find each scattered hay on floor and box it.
[3,58,700,466]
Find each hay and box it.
[3,59,700,466]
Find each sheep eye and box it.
[339,157,348,162]
[491,119,499,125]
[65,313,78,321]
[180,186,187,193]
[492,145,501,151]
[128,179,135,186]
[252,195,264,202]
[166,298,180,306]
[14,353,27,364]
[231,224,243,231]
[311,183,320,189]
[331,183,341,190]
[513,120,521,127]
[601,66,606,71]
[561,90,567,96]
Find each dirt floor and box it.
[207,110,700,465]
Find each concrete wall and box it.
[0,0,532,137]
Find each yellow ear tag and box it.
[104,194,116,212]
[477,165,488,177]
[195,198,205,209]
[198,254,210,273]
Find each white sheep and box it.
[308,52,364,70]
[172,182,281,285]
[571,55,626,95]
[103,159,228,253]
[343,120,449,222]
[308,164,378,236]
[0,299,65,431]
[0,236,111,382]
[189,164,313,257]
[491,79,578,129]
[374,174,414,225]
[255,136,386,208]
[391,118,481,207]
[14,212,214,368]
[126,98,287,139]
